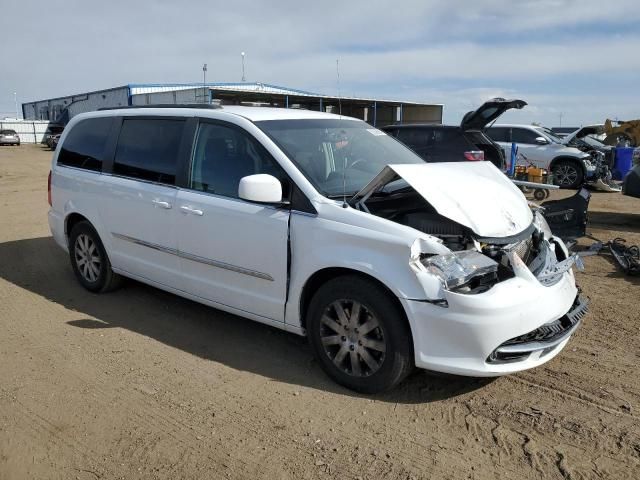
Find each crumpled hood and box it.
[353,162,533,238]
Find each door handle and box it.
[180,205,204,216]
[152,199,172,209]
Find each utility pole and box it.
[14,92,18,119]
[241,52,246,82]
[559,112,563,128]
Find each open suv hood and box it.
[351,162,533,238]
[562,126,605,144]
[461,98,527,131]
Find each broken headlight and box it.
[421,250,498,291]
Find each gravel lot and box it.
[1,144,639,480]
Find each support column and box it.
[373,101,377,127]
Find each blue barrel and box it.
[613,147,634,180]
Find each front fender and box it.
[285,213,441,328]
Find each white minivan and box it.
[48,106,587,393]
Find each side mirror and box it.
[238,174,283,203]
[535,136,548,145]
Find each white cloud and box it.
[1,0,638,125]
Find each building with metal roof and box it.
[22,82,443,127]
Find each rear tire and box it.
[552,160,584,189]
[69,221,122,293]
[307,275,414,393]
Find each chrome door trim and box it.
[111,232,274,281]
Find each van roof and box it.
[84,105,361,123]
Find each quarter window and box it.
[190,122,287,199]
[57,117,114,172]
[113,118,185,185]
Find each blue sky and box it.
[1,0,638,126]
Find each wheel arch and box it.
[549,155,587,175]
[298,267,411,334]
[65,212,92,240]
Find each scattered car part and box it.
[537,188,591,242]
[583,238,640,276]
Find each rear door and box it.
[175,119,291,322]
[100,116,191,289]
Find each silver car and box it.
[0,130,20,146]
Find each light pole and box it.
[202,63,207,85]
[241,52,246,82]
[14,92,18,119]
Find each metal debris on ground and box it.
[579,237,640,276]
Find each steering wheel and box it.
[348,158,367,170]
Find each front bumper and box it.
[401,267,580,376]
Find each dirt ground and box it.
[1,144,639,480]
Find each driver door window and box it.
[190,122,288,199]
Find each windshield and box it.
[256,118,425,196]
[535,127,565,144]
[580,135,606,148]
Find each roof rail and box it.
[98,103,222,111]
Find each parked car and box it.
[48,134,61,150]
[382,98,526,169]
[486,124,596,188]
[48,106,586,393]
[0,129,20,146]
[45,125,65,149]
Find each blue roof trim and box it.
[126,82,320,96]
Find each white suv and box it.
[48,106,586,393]
[487,124,596,188]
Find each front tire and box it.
[552,160,584,189]
[69,221,122,293]
[307,275,414,393]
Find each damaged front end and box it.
[351,163,582,302]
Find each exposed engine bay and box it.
[364,188,577,295]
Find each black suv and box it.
[382,98,527,170]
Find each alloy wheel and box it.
[319,299,386,377]
[74,234,101,282]
[555,164,578,187]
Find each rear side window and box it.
[486,127,510,142]
[57,117,114,172]
[113,118,185,185]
